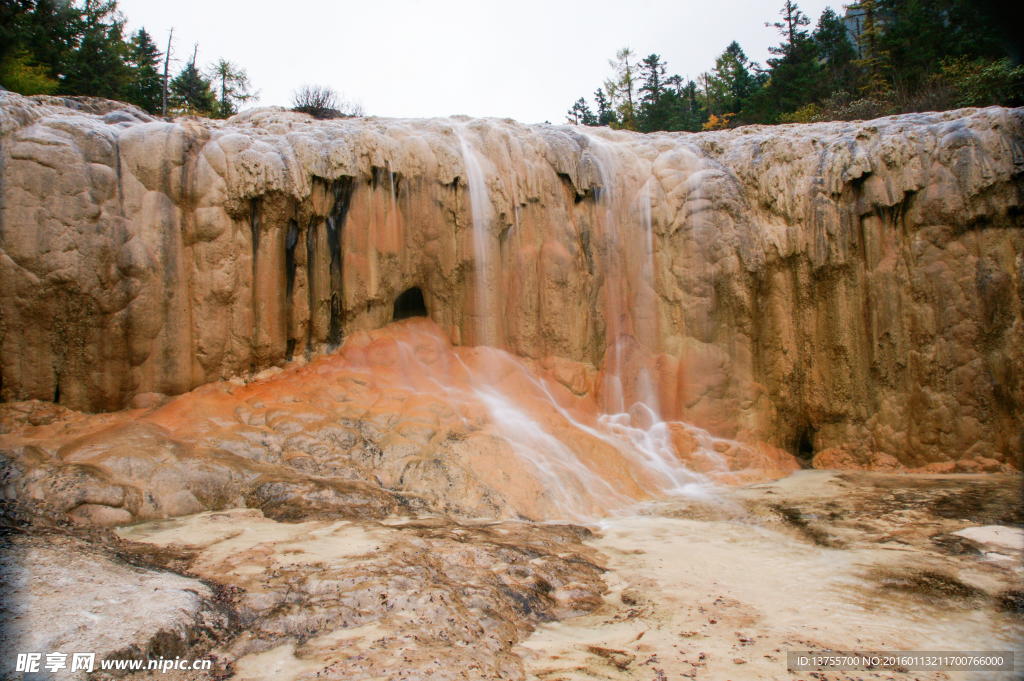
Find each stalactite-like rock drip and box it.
[1,94,1021,469]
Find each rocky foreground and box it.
[1,470,1019,680]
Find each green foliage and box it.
[778,102,821,123]
[605,47,638,130]
[3,0,85,91]
[0,50,59,95]
[124,29,163,112]
[594,88,618,127]
[637,54,675,131]
[60,0,131,101]
[706,42,762,117]
[566,0,1019,131]
[170,49,217,115]
[750,1,820,121]
[875,0,1008,93]
[938,57,1024,108]
[566,97,597,125]
[0,0,36,66]
[208,58,259,118]
[0,0,256,118]
[814,8,857,94]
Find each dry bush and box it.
[291,84,364,119]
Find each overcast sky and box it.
[118,0,846,124]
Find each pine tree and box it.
[638,54,683,132]
[850,0,889,96]
[124,28,162,112]
[708,42,760,115]
[0,0,60,95]
[60,0,130,100]
[15,0,80,89]
[208,58,259,117]
[566,97,597,125]
[769,0,810,51]
[813,8,856,95]
[751,0,820,119]
[605,47,638,130]
[593,88,617,127]
[170,46,216,115]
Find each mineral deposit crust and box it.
[1,94,1021,471]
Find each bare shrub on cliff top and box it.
[291,84,364,119]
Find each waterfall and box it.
[582,131,660,418]
[455,123,497,347]
[442,122,705,515]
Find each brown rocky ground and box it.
[2,470,1018,680]
[520,471,1023,681]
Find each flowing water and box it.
[443,125,718,518]
[446,125,719,518]
[455,123,499,348]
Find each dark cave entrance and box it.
[392,287,428,321]
[794,425,816,468]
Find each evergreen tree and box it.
[208,58,258,117]
[708,42,760,115]
[0,0,259,117]
[813,8,857,95]
[637,54,670,132]
[170,47,216,115]
[874,0,1007,93]
[0,0,49,93]
[769,0,810,51]
[638,54,666,107]
[751,0,820,119]
[605,47,638,130]
[60,0,130,100]
[594,88,617,126]
[669,76,707,131]
[124,28,162,112]
[849,0,888,95]
[566,97,597,125]
[15,0,80,86]
[0,0,60,95]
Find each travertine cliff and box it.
[1,93,1021,470]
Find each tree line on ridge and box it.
[0,0,257,117]
[567,0,1024,131]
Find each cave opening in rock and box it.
[393,287,428,321]
[796,426,815,466]
[53,382,60,405]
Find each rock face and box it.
[1,93,1021,470]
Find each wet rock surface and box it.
[3,471,1018,680]
[1,94,1021,470]
[1,318,797,528]
[521,471,1023,681]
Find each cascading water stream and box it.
[455,123,498,347]
[582,132,661,418]
[444,123,703,515]
[439,124,709,515]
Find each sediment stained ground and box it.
[4,470,1016,680]
[519,471,1022,681]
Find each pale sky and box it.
[118,0,845,124]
